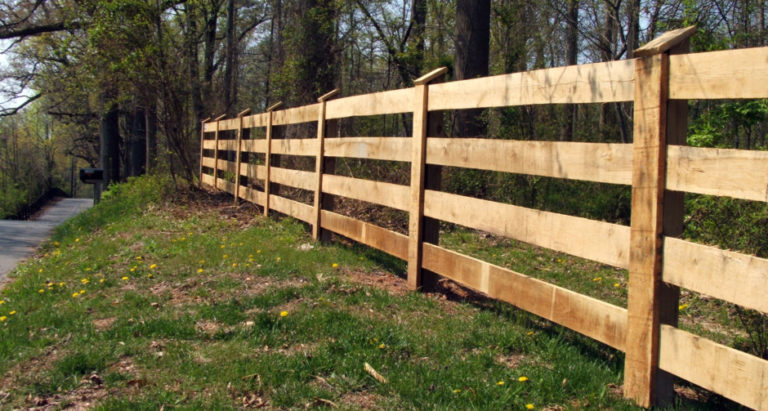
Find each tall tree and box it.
[453,0,490,138]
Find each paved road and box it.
[0,198,93,284]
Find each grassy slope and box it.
[0,176,723,409]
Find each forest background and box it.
[0,0,766,262]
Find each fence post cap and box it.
[237,108,251,117]
[201,116,211,123]
[635,26,696,57]
[213,113,227,121]
[318,89,340,102]
[414,67,448,85]
[266,101,283,112]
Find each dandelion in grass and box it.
[130,266,137,272]
[136,256,142,260]
[518,376,529,382]
[38,289,44,294]
[38,268,43,273]
[59,282,65,287]
[256,250,262,254]
[99,279,104,284]
[332,263,339,269]
[149,264,157,270]
[232,263,238,268]
[220,245,226,249]
[223,254,228,259]
[592,277,602,282]
[122,276,129,281]
[497,381,504,386]
[378,343,386,349]
[679,303,689,311]
[614,282,620,288]
[0,316,6,322]
[79,289,85,294]
[197,268,204,273]
[526,331,534,336]
[54,241,60,246]
[280,311,288,317]
[72,292,79,298]
[276,257,281,262]
[526,404,535,410]
[147,273,153,278]
[453,389,461,394]
[9,310,16,315]
[75,238,79,243]
[81,278,90,284]
[0,300,4,305]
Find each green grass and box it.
[0,176,733,409]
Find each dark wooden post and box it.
[263,102,282,216]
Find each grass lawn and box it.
[0,176,736,409]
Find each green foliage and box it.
[688,100,768,148]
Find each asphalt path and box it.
[0,198,93,285]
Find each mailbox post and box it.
[79,168,104,204]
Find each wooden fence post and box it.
[212,113,226,191]
[407,67,447,291]
[199,117,210,188]
[624,26,696,407]
[263,102,282,216]
[313,89,340,240]
[234,108,251,205]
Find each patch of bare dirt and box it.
[195,320,222,336]
[337,391,386,410]
[496,353,526,369]
[24,372,111,410]
[343,269,408,296]
[92,317,117,331]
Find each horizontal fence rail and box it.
[200,27,768,409]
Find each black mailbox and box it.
[79,168,104,184]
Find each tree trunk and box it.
[453,0,490,138]
[223,0,237,114]
[561,0,579,141]
[100,94,120,187]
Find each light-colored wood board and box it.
[424,190,631,268]
[215,177,236,195]
[215,118,240,131]
[201,157,216,169]
[414,67,448,85]
[271,104,321,125]
[270,166,316,191]
[322,174,409,211]
[663,237,768,314]
[422,243,627,350]
[217,139,239,151]
[324,137,411,162]
[670,47,768,99]
[270,138,319,156]
[268,194,314,223]
[634,26,696,57]
[659,325,768,410]
[203,122,217,133]
[243,112,268,128]
[201,173,215,187]
[325,88,413,119]
[239,164,267,180]
[203,140,217,150]
[407,83,430,290]
[427,138,633,185]
[241,139,267,154]
[667,145,768,202]
[428,59,635,111]
[239,186,266,206]
[320,210,408,260]
[215,159,237,174]
[624,53,669,407]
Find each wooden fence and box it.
[200,27,768,409]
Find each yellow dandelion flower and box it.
[54,241,60,246]
[0,316,6,322]
[280,311,288,317]
[276,257,281,262]
[136,256,143,260]
[239,242,244,246]
[130,267,136,272]
[679,303,689,310]
[614,282,621,288]
[332,263,339,269]
[147,273,153,278]
[81,278,90,284]
[99,279,104,283]
[223,254,228,259]
[122,276,129,281]
[232,262,238,267]
[38,289,44,294]
[526,331,534,336]
[9,310,16,315]
[75,238,79,242]
[220,245,226,249]
[518,376,529,382]
[0,300,4,304]
[85,267,91,272]
[59,282,65,287]
[149,264,157,269]
[379,343,386,349]
[72,292,79,298]
[526,404,534,410]
[453,389,461,394]
[256,250,261,254]
[38,268,43,273]
[592,277,602,282]
[197,268,204,273]
[497,381,504,386]
[79,289,85,294]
